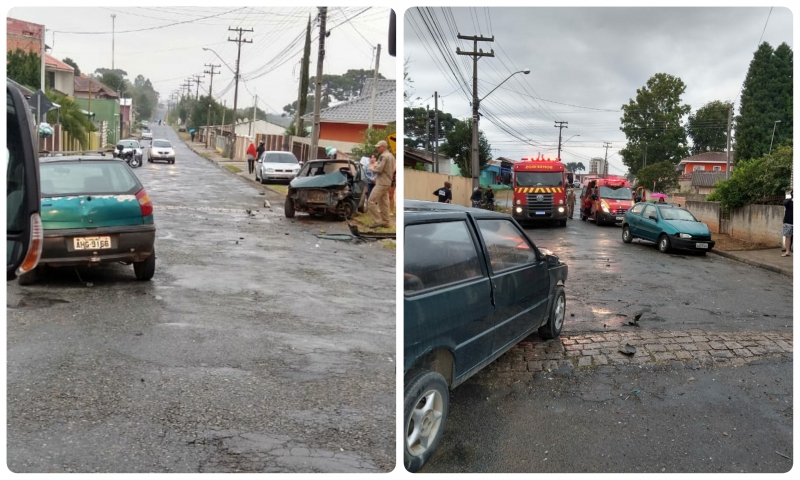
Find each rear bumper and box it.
[40,224,156,267]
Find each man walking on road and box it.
[246,140,257,175]
[782,191,792,257]
[368,140,395,228]
[567,188,576,218]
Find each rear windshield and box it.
[40,162,140,197]
[152,140,171,148]
[262,152,298,164]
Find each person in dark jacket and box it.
[782,191,792,257]
[484,185,495,210]
[256,141,265,162]
[434,182,453,203]
[470,187,482,208]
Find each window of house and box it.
[713,166,721,171]
[693,165,704,171]
[46,71,55,90]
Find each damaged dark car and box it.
[284,159,368,220]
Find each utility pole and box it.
[250,92,258,139]
[603,142,611,176]
[38,25,45,123]
[725,105,732,179]
[457,33,494,188]
[228,26,254,159]
[554,121,568,161]
[204,64,220,148]
[425,104,430,154]
[111,14,116,71]
[310,7,327,161]
[295,14,312,139]
[434,91,439,174]
[368,43,381,129]
[193,74,204,101]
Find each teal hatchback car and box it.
[17,156,156,284]
[622,203,715,254]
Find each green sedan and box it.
[17,156,156,285]
[622,203,715,254]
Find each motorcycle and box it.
[120,149,141,168]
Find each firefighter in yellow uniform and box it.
[567,188,576,219]
[368,140,395,228]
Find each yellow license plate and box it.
[73,236,112,250]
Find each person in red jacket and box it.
[246,141,257,175]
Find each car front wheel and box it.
[622,225,633,243]
[539,285,566,339]
[404,370,449,473]
[284,197,295,218]
[658,234,671,253]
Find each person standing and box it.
[366,155,378,198]
[368,140,395,228]
[782,191,792,257]
[567,188,576,218]
[435,181,453,204]
[470,186,482,208]
[389,166,397,216]
[246,140,257,175]
[190,130,196,142]
[485,185,495,210]
[256,141,265,165]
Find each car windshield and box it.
[301,161,354,177]
[599,186,632,200]
[152,140,171,148]
[515,172,563,187]
[120,140,139,148]
[40,162,139,196]
[659,207,697,221]
[262,152,297,164]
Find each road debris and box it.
[619,344,637,356]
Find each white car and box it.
[255,151,301,184]
[114,139,144,162]
[148,139,176,164]
[141,128,153,140]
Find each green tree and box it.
[95,70,125,95]
[62,57,80,76]
[618,73,691,176]
[7,49,40,88]
[441,118,491,178]
[350,123,397,159]
[686,100,732,155]
[564,161,586,173]
[708,141,793,209]
[282,95,329,116]
[635,160,680,193]
[734,42,793,162]
[45,89,96,148]
[403,106,458,150]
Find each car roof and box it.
[40,155,121,164]
[264,150,295,154]
[151,138,171,143]
[404,199,511,222]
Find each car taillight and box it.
[17,213,43,276]
[136,189,153,217]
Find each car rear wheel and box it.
[539,285,566,339]
[404,370,449,473]
[622,225,633,243]
[658,234,671,253]
[134,250,156,281]
[284,197,295,218]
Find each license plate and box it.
[535,210,545,215]
[73,236,112,250]
[696,243,709,249]
[616,216,623,221]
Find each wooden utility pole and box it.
[295,14,312,138]
[457,33,494,188]
[434,91,439,174]
[193,74,204,101]
[250,93,258,139]
[603,142,612,176]
[725,105,732,179]
[204,64,221,148]
[228,26,254,159]
[555,121,568,161]
[368,43,381,129]
[310,7,327,161]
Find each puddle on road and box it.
[7,296,71,309]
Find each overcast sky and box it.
[405,7,793,175]
[9,6,395,118]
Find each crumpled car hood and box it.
[290,171,347,189]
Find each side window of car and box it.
[476,219,538,273]
[404,221,484,294]
[630,203,645,215]
[643,205,657,219]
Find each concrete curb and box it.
[709,249,792,278]
[181,140,287,198]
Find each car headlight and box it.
[601,200,610,213]
[515,199,521,205]
[679,233,692,239]
[515,207,523,213]
[558,207,565,213]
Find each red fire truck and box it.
[580,175,634,226]
[511,155,568,226]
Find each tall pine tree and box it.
[734,42,792,161]
[772,42,793,150]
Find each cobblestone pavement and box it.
[474,329,793,386]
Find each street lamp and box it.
[562,134,580,145]
[202,47,235,75]
[471,68,530,188]
[769,120,782,155]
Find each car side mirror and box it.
[649,215,658,221]
[545,253,560,268]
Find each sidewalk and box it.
[710,247,793,278]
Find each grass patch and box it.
[380,240,396,249]
[224,165,242,173]
[352,212,396,233]
[269,185,288,195]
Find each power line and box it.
[52,8,248,34]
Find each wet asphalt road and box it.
[6,125,396,473]
[419,217,793,473]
